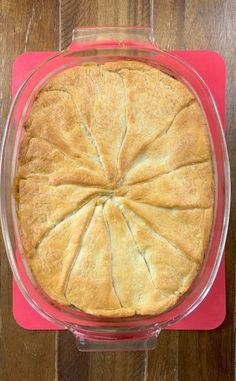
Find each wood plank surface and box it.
[0,1,235,380]
[0,1,58,381]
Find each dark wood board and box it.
[0,2,59,381]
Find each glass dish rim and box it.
[0,45,231,332]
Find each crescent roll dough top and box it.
[17,60,214,317]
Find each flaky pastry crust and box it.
[17,60,214,317]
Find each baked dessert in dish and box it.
[16,60,214,317]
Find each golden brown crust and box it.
[121,199,213,263]
[124,162,214,208]
[118,200,199,295]
[18,180,103,257]
[115,64,195,176]
[124,101,211,185]
[18,135,107,186]
[65,204,133,316]
[17,60,214,317]
[30,201,96,304]
[103,200,180,315]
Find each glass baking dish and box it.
[0,27,230,351]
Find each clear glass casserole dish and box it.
[0,27,230,351]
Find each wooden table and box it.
[0,1,235,380]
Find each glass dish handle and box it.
[69,26,159,51]
[72,326,161,352]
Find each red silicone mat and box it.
[12,50,226,330]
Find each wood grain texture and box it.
[0,0,235,380]
[0,1,58,381]
[60,0,151,49]
[177,2,236,380]
[89,351,148,381]
[147,331,178,381]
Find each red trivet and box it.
[12,50,226,330]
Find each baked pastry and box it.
[17,60,214,317]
